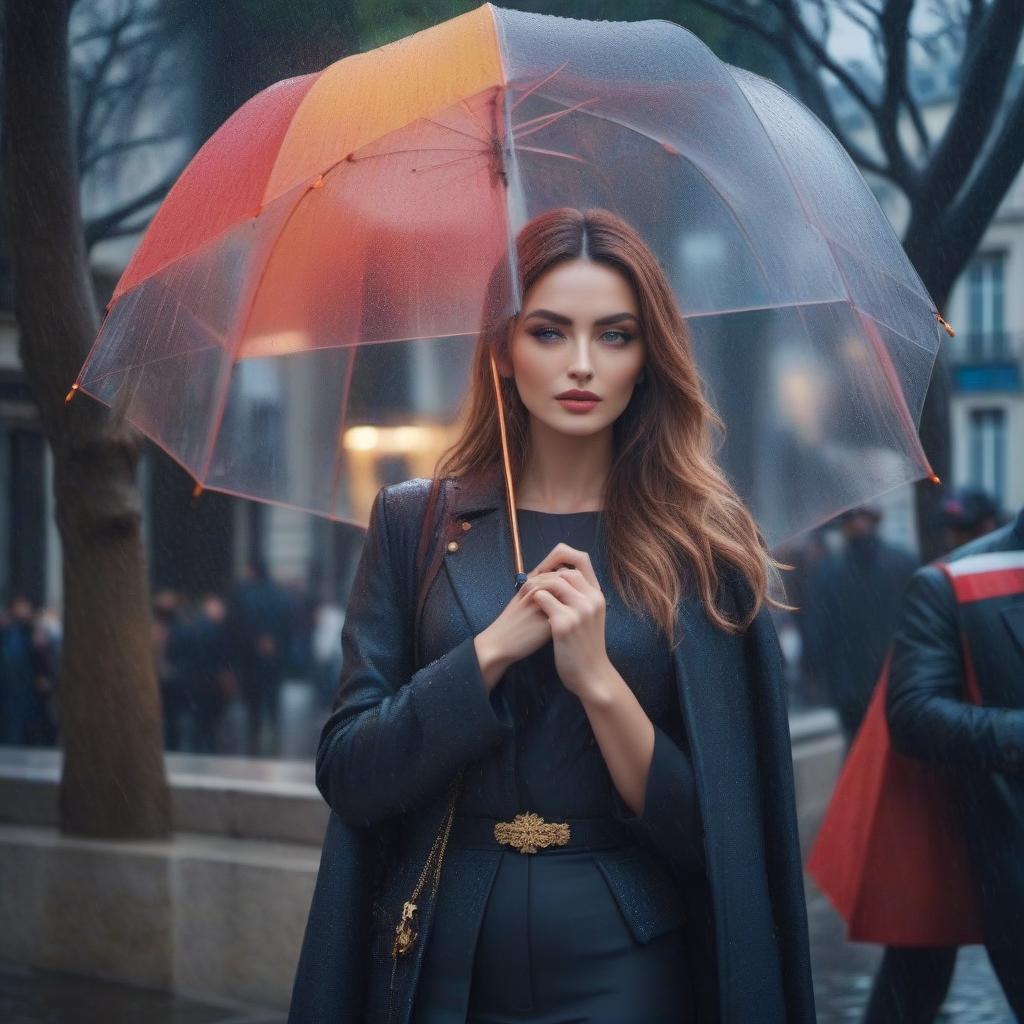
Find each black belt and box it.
[448,812,634,854]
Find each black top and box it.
[458,508,688,820]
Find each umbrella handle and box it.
[488,350,528,591]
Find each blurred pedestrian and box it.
[152,589,187,750]
[226,558,292,756]
[166,593,236,753]
[861,496,1023,1022]
[775,525,830,709]
[0,595,56,746]
[803,506,920,744]
[940,486,1002,552]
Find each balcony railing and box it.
[956,330,1016,363]
[950,331,1022,392]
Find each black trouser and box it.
[864,947,956,1024]
[413,845,693,1024]
[865,942,1024,1023]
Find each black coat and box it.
[288,470,815,1023]
[887,505,1024,963]
[803,535,919,739]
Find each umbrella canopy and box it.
[70,2,942,547]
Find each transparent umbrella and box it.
[67,1,946,571]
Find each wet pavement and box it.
[0,960,285,1024]
[3,876,1015,1023]
[807,877,1014,1023]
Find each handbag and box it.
[391,475,467,960]
[806,560,984,946]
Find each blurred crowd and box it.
[0,487,1008,760]
[0,557,346,758]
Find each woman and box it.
[288,208,815,1023]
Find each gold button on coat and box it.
[446,540,459,552]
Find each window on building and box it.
[967,407,1006,506]
[965,252,1006,359]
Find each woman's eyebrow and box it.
[522,309,640,326]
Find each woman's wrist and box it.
[473,630,509,691]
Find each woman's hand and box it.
[521,543,613,699]
[473,570,559,690]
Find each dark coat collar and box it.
[451,464,507,516]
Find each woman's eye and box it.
[531,328,634,345]
[533,328,561,342]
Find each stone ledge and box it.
[0,748,328,845]
[0,824,319,1010]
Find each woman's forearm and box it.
[577,663,655,816]
[474,629,513,691]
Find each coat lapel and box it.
[443,465,521,637]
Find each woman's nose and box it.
[568,338,594,376]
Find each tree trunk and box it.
[3,0,171,837]
[905,241,955,564]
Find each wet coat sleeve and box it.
[315,486,508,827]
[886,564,1024,771]
[606,719,705,876]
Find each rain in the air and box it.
[0,2,1021,1022]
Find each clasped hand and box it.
[519,542,611,698]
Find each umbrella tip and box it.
[928,472,941,485]
[64,383,79,404]
[935,313,955,337]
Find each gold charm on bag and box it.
[391,768,463,960]
[392,900,418,958]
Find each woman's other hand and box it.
[520,543,612,698]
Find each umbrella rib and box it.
[510,60,571,114]
[458,98,494,143]
[422,115,487,146]
[512,97,600,139]
[410,152,488,175]
[347,145,485,162]
[515,145,590,164]
[83,342,225,387]
[417,162,489,196]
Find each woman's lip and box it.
[556,397,600,413]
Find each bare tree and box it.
[3,0,172,837]
[1,0,361,836]
[681,0,1024,559]
[71,0,193,251]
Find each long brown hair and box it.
[428,207,792,649]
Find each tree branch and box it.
[945,76,1024,262]
[921,0,1024,210]
[773,0,880,116]
[83,165,184,247]
[80,130,180,174]
[876,0,919,187]
[686,0,891,178]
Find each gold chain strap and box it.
[391,766,465,959]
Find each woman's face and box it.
[503,258,646,437]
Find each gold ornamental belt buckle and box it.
[494,811,571,854]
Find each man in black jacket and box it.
[866,501,1024,1022]
[803,505,919,744]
